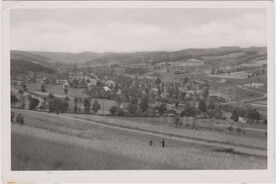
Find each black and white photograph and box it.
[1,0,275,183]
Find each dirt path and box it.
[236,85,267,103]
[221,85,267,105]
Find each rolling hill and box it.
[84,47,267,66]
[11,59,55,75]
[11,47,266,67]
[29,51,105,64]
[11,50,52,65]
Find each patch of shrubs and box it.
[109,106,124,116]
[48,98,69,114]
[29,97,40,110]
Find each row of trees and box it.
[230,107,261,124]
[73,97,101,114]
[47,94,69,114]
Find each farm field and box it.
[64,112,267,152]
[207,71,250,79]
[251,100,267,106]
[110,116,267,131]
[8,7,269,175]
[11,108,267,170]
[206,73,267,94]
[26,82,87,98]
[16,83,127,114]
[214,85,264,101]
[12,131,170,170]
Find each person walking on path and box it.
[161,138,165,148]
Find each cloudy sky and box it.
[11,9,266,53]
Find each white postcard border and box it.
[1,1,275,183]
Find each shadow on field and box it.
[11,132,179,170]
[212,148,266,158]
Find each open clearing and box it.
[11,108,266,170]
[21,83,125,114]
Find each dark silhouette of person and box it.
[161,138,165,147]
[149,140,153,146]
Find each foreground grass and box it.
[66,113,267,152]
[12,131,175,170]
[11,113,266,170]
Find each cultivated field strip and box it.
[65,114,267,150]
[12,109,266,157]
[63,116,267,157]
[12,123,266,169]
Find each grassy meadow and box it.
[12,121,266,170]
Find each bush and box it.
[73,104,78,114]
[157,103,167,115]
[173,116,182,127]
[109,106,117,115]
[139,97,149,112]
[181,104,198,117]
[208,99,216,109]
[41,84,46,92]
[230,109,239,122]
[92,100,101,114]
[48,98,69,114]
[207,109,223,119]
[198,99,207,112]
[48,92,54,99]
[83,98,91,114]
[245,108,260,123]
[116,107,124,116]
[11,93,19,105]
[29,97,39,110]
[109,106,124,116]
[127,103,138,114]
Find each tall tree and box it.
[230,109,239,122]
[156,77,161,86]
[83,98,91,114]
[158,103,167,116]
[208,99,216,109]
[41,83,46,92]
[246,108,260,124]
[202,87,209,100]
[92,100,101,114]
[139,96,149,112]
[11,93,18,105]
[198,99,207,112]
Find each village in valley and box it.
[8,6,269,170]
[11,47,267,125]
[10,46,268,170]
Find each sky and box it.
[10,9,267,53]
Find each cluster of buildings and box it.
[243,82,264,88]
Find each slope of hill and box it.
[11,50,52,65]
[11,47,266,67]
[86,47,266,66]
[29,51,105,64]
[11,59,55,75]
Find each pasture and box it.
[208,71,250,79]
[65,112,267,151]
[12,128,174,170]
[110,116,267,131]
[11,109,267,170]
[27,82,87,98]
[22,83,126,114]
